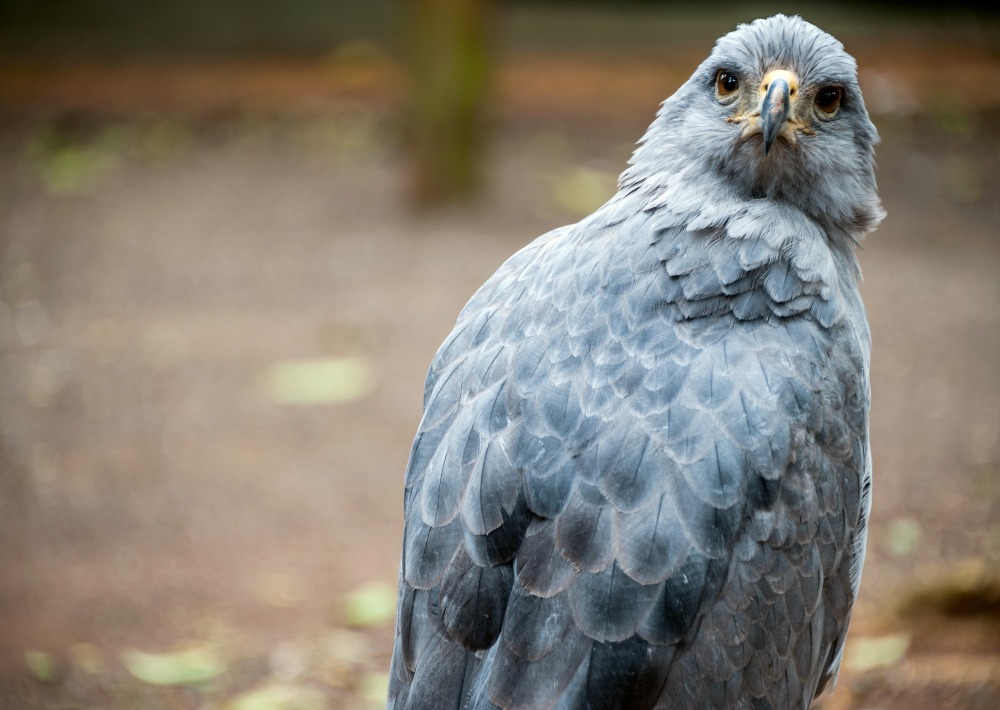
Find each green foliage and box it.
[0,0,393,60]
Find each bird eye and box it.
[815,86,843,114]
[715,70,740,97]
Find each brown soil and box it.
[0,44,998,708]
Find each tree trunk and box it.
[404,0,492,206]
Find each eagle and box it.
[389,14,883,709]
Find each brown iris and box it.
[716,70,740,97]
[815,86,843,114]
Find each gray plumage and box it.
[389,14,883,710]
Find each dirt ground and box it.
[0,37,998,709]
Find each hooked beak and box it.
[760,74,793,155]
[727,69,811,154]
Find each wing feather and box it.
[391,172,873,710]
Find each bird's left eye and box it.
[715,70,740,97]
[815,86,843,114]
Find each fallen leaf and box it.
[264,357,373,405]
[886,517,921,557]
[24,126,124,195]
[122,646,224,686]
[342,582,396,628]
[226,683,325,710]
[844,633,911,672]
[25,650,57,683]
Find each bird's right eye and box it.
[815,86,843,115]
[716,70,740,97]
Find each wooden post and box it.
[404,0,493,206]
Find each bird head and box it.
[624,15,884,237]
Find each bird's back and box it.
[389,187,871,709]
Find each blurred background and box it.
[0,1,998,708]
